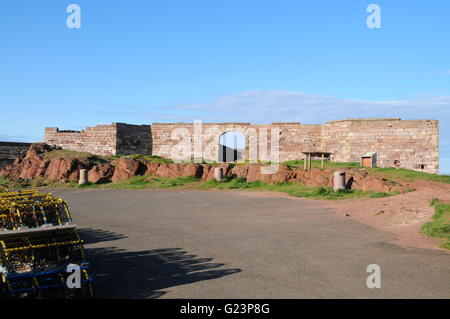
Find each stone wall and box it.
[44,118,440,173]
[321,119,439,173]
[115,123,152,155]
[0,142,32,159]
[150,122,321,162]
[45,125,117,155]
[0,142,33,167]
[44,123,152,156]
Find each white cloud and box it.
[173,90,450,124]
[96,90,450,173]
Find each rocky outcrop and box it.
[0,143,88,182]
[0,143,51,180]
[145,163,205,179]
[44,158,88,181]
[0,143,408,193]
[88,164,115,184]
[111,158,146,181]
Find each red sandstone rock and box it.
[229,165,249,179]
[145,162,161,176]
[151,163,204,179]
[88,164,115,184]
[44,158,86,181]
[154,163,173,178]
[201,165,213,180]
[0,143,52,179]
[182,164,204,178]
[1,142,408,194]
[112,158,145,181]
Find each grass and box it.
[420,199,450,250]
[105,176,198,190]
[284,159,450,185]
[44,149,99,160]
[44,150,175,165]
[0,176,60,189]
[1,171,401,200]
[120,154,174,164]
[283,160,360,170]
[367,167,450,184]
[199,177,396,200]
[0,177,10,188]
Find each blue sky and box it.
[1,1,449,173]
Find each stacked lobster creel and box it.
[0,188,93,298]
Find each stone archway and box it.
[218,131,246,162]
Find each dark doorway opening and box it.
[218,131,245,163]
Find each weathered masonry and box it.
[44,118,439,173]
[0,142,32,167]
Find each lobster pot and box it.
[0,227,92,299]
[0,187,92,299]
[0,193,72,231]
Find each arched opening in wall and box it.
[218,131,245,163]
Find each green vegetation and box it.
[283,159,450,184]
[44,149,108,166]
[367,167,450,184]
[105,176,198,190]
[44,149,96,159]
[199,177,397,200]
[0,176,58,189]
[0,177,10,189]
[420,199,450,250]
[370,192,394,198]
[1,171,400,200]
[44,150,175,164]
[120,154,174,164]
[283,159,360,170]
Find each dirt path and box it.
[326,181,450,251]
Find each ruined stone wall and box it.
[44,118,439,173]
[45,124,117,155]
[115,123,152,156]
[321,119,439,173]
[45,123,153,156]
[0,142,33,167]
[151,122,321,162]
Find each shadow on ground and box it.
[78,228,240,298]
[86,247,241,298]
[77,228,128,244]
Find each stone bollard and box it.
[79,169,88,185]
[333,171,346,192]
[214,167,223,181]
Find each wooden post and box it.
[321,154,324,169]
[304,154,307,171]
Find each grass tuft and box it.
[420,199,450,249]
[106,176,198,189]
[367,167,450,184]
